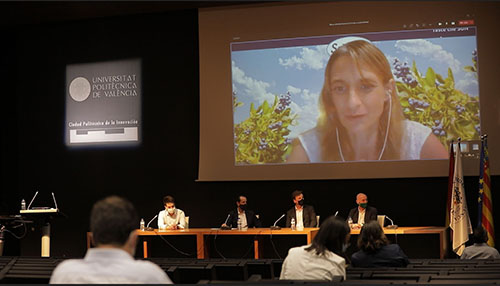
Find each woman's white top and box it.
[298,120,431,162]
[280,244,346,280]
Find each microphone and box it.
[220,214,231,230]
[334,211,339,216]
[145,214,158,231]
[270,214,285,230]
[27,191,39,210]
[385,216,398,229]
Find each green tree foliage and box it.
[393,56,479,148]
[234,92,296,164]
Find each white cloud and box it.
[287,85,301,95]
[395,39,461,72]
[456,72,479,97]
[278,45,329,70]
[288,89,321,138]
[232,61,275,104]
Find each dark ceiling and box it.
[0,1,267,28]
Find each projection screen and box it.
[199,1,500,181]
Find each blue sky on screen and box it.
[232,35,478,139]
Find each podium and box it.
[19,208,59,257]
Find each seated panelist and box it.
[158,195,186,230]
[347,193,377,229]
[286,190,317,228]
[222,195,261,229]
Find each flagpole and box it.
[446,140,454,228]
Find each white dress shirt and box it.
[238,210,248,230]
[358,208,366,225]
[280,244,346,281]
[295,207,304,229]
[50,248,172,284]
[158,208,186,229]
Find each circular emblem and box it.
[326,36,371,55]
[69,77,91,102]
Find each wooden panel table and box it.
[88,226,446,259]
[136,228,319,259]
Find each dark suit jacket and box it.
[227,209,262,228]
[351,244,409,267]
[348,206,378,224]
[285,205,317,227]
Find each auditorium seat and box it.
[168,264,216,284]
[271,259,283,278]
[2,257,500,284]
[213,261,248,281]
[0,257,62,284]
[246,259,274,279]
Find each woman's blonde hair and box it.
[317,40,405,161]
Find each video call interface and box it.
[231,25,479,165]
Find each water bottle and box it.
[347,217,353,228]
[237,217,242,230]
[140,218,145,231]
[21,199,26,210]
[291,218,296,230]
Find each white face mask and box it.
[167,207,175,214]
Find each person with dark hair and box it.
[461,226,500,259]
[50,196,172,284]
[280,216,350,280]
[158,195,186,230]
[351,221,409,267]
[222,195,261,229]
[286,190,317,228]
[347,193,377,228]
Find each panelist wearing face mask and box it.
[286,190,317,228]
[222,195,262,229]
[158,195,186,230]
[347,193,378,228]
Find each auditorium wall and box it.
[0,6,498,258]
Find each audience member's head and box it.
[357,220,389,253]
[306,216,350,256]
[472,226,489,244]
[90,196,138,254]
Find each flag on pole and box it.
[478,136,495,247]
[450,140,473,256]
[446,140,455,227]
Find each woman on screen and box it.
[287,40,447,162]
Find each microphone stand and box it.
[220,214,231,230]
[385,216,398,229]
[270,214,285,230]
[145,215,158,231]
